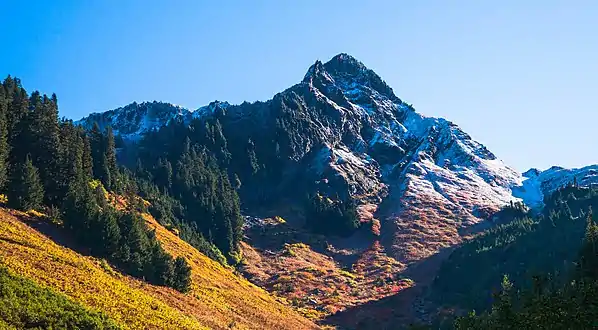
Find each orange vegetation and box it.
[0,208,317,330]
[240,218,413,320]
[142,213,318,330]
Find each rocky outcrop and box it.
[77,53,597,264]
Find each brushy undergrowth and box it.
[0,265,121,329]
[0,208,316,330]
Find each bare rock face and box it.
[77,53,598,264]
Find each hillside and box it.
[412,184,598,326]
[140,212,319,329]
[6,52,598,329]
[72,54,598,327]
[76,54,598,266]
[239,214,413,319]
[77,54,528,264]
[0,208,317,330]
[0,265,119,329]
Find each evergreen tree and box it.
[150,242,174,286]
[82,134,94,179]
[0,85,9,189]
[28,93,61,204]
[578,209,598,280]
[305,194,359,236]
[7,155,44,211]
[90,123,104,181]
[100,209,121,258]
[62,180,97,237]
[492,275,515,324]
[55,122,85,202]
[172,256,192,293]
[0,78,186,292]
[100,154,112,190]
[246,138,259,175]
[155,158,172,190]
[5,77,28,166]
[118,211,149,276]
[88,124,119,190]
[104,126,118,189]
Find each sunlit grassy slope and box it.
[0,208,318,330]
[141,213,318,329]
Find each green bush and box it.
[0,266,121,329]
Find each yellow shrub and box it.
[339,270,356,279]
[26,209,46,218]
[0,209,317,330]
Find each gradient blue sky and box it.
[1,1,596,171]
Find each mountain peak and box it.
[323,53,367,76]
[523,168,541,178]
[302,59,328,83]
[300,53,401,104]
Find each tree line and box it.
[130,106,361,246]
[0,76,191,292]
[425,183,598,328]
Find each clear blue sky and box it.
[1,1,597,171]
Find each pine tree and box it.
[118,212,149,276]
[5,78,28,166]
[105,126,118,189]
[82,134,93,179]
[155,158,172,190]
[0,86,9,189]
[246,138,259,175]
[28,93,61,204]
[7,155,44,211]
[90,123,104,179]
[62,177,99,239]
[101,209,121,258]
[172,256,192,293]
[0,78,192,291]
[55,122,86,202]
[150,243,174,286]
[480,274,516,328]
[100,154,112,189]
[305,194,359,236]
[578,209,598,279]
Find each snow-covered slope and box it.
[76,53,596,264]
[75,100,230,140]
[75,101,189,140]
[298,55,528,261]
[513,165,598,208]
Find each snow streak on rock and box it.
[76,53,598,264]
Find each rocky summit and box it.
[77,53,598,264]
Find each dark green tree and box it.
[0,85,9,189]
[149,242,174,286]
[82,134,94,179]
[100,154,112,189]
[172,256,192,293]
[90,123,103,178]
[7,155,44,211]
[28,93,61,204]
[578,209,598,280]
[100,209,122,258]
[104,126,118,189]
[305,194,359,236]
[155,158,173,190]
[61,180,97,238]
